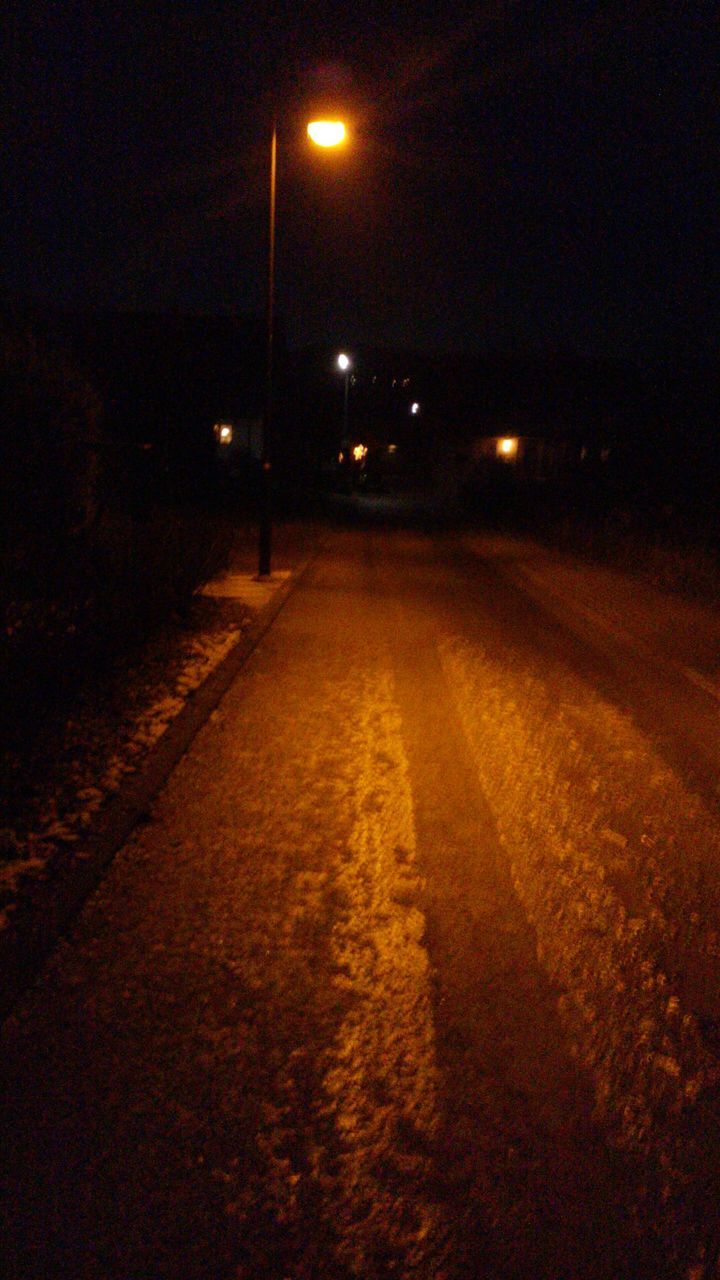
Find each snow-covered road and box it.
[2,525,719,1278]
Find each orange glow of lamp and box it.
[307,120,347,147]
[498,437,519,459]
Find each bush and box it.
[0,323,239,749]
[0,326,101,575]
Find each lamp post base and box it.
[258,461,272,578]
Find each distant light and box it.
[497,436,518,459]
[338,451,345,463]
[337,352,351,371]
[352,443,368,462]
[308,120,346,147]
[387,443,397,454]
[410,402,420,416]
[214,422,233,445]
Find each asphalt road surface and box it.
[3,523,720,1279]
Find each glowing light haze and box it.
[307,121,347,147]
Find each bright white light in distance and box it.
[337,353,351,371]
[410,402,420,415]
[214,422,233,445]
[308,121,346,147]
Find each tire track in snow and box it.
[439,632,720,1276]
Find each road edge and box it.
[0,559,311,1023]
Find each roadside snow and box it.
[0,601,251,930]
[463,531,720,687]
[200,569,292,606]
[439,630,720,1271]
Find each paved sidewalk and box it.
[0,522,317,1022]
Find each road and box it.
[2,522,720,1279]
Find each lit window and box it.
[214,422,233,445]
[497,436,518,459]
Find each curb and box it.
[0,560,311,1023]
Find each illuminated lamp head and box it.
[307,120,347,147]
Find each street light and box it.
[307,120,347,148]
[337,352,352,441]
[259,117,347,578]
[497,436,519,460]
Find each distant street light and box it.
[410,401,420,416]
[337,352,352,441]
[259,117,347,577]
[497,436,519,460]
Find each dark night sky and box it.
[3,1,718,357]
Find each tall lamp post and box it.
[258,117,348,578]
[337,352,352,442]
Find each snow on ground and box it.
[463,531,720,688]
[0,571,296,930]
[200,569,292,607]
[322,665,446,1274]
[439,629,720,1273]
